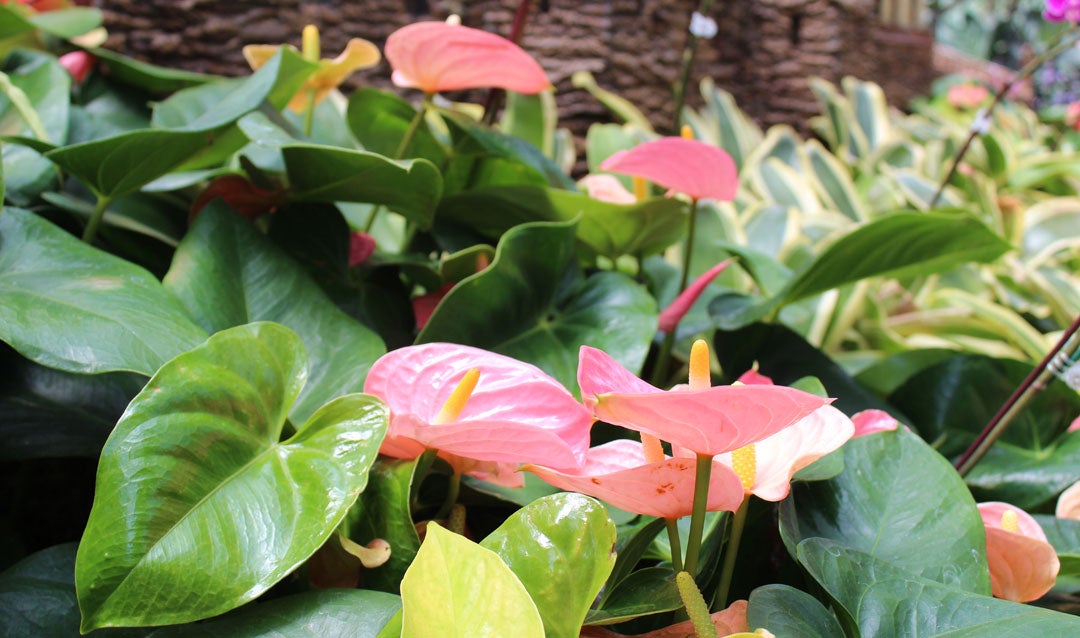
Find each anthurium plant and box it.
[1,4,1079,637]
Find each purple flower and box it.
[1045,0,1080,22]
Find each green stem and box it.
[678,199,699,295]
[648,198,700,386]
[928,27,1080,208]
[434,472,461,522]
[712,496,749,610]
[676,571,719,638]
[303,88,316,137]
[682,453,713,576]
[666,518,684,573]
[365,97,431,235]
[649,331,677,387]
[672,0,716,132]
[81,196,112,244]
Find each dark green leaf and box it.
[600,517,666,606]
[798,538,1080,637]
[747,584,845,638]
[781,428,990,592]
[0,208,207,375]
[965,432,1080,509]
[162,203,384,422]
[584,567,682,625]
[346,88,446,165]
[481,493,617,638]
[75,322,388,630]
[282,144,442,229]
[1034,515,1080,579]
[417,220,656,393]
[437,185,689,259]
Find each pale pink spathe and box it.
[657,260,733,333]
[364,343,592,485]
[978,501,1060,602]
[599,137,738,202]
[577,347,831,457]
[850,409,900,437]
[524,439,745,519]
[385,21,550,94]
[1056,480,1080,520]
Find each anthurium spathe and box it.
[1057,480,1080,520]
[599,137,738,202]
[243,27,380,113]
[577,346,831,457]
[978,501,1060,602]
[524,439,744,518]
[384,20,550,95]
[363,343,591,486]
[657,259,734,333]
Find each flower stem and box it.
[434,471,462,522]
[712,495,749,610]
[81,195,112,244]
[678,198,699,295]
[364,98,431,235]
[648,198,700,386]
[666,519,684,572]
[682,453,713,576]
[303,88,316,137]
[928,27,1080,208]
[672,0,716,132]
[676,571,719,638]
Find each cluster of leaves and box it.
[0,4,1078,637]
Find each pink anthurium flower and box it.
[385,20,550,95]
[850,408,900,437]
[1045,0,1080,22]
[1057,480,1080,520]
[599,137,738,202]
[363,343,591,487]
[348,231,376,267]
[579,174,637,204]
[657,260,733,333]
[577,346,832,457]
[978,501,1060,602]
[946,83,989,110]
[524,438,745,519]
[58,50,95,84]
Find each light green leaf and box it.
[481,493,616,638]
[163,202,384,422]
[76,322,388,630]
[401,522,544,638]
[0,208,207,375]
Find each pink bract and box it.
[385,21,550,95]
[348,231,376,267]
[524,439,745,519]
[850,409,900,437]
[579,174,637,204]
[978,501,1060,602]
[1057,480,1080,520]
[657,260,733,333]
[577,347,831,457]
[599,137,738,201]
[363,343,592,486]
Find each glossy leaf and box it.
[163,203,384,422]
[746,584,844,638]
[798,538,1080,637]
[148,590,401,638]
[481,493,617,638]
[437,185,689,259]
[400,522,544,638]
[88,46,214,94]
[965,432,1080,509]
[781,427,990,592]
[75,322,389,630]
[282,144,442,229]
[0,543,86,638]
[345,456,430,593]
[584,567,682,625]
[1034,514,1080,579]
[417,220,656,393]
[0,208,207,375]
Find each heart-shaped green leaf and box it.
[780,428,990,592]
[346,88,447,165]
[87,46,214,94]
[282,144,442,229]
[76,322,388,631]
[0,208,207,375]
[481,493,616,638]
[798,538,1080,637]
[147,590,401,638]
[746,584,845,638]
[437,185,689,259]
[417,220,656,392]
[400,522,544,638]
[163,202,384,422]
